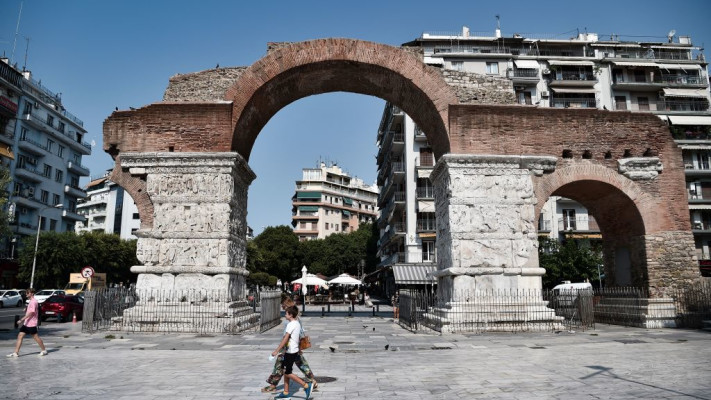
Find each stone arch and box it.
[109,157,152,230]
[534,162,664,288]
[224,38,458,161]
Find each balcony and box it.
[22,113,91,155]
[548,73,597,87]
[67,160,90,176]
[64,184,88,199]
[392,222,406,234]
[416,187,435,199]
[558,216,600,232]
[417,219,436,232]
[62,209,86,222]
[0,129,14,145]
[18,137,49,155]
[550,97,599,109]
[414,126,428,142]
[11,193,42,209]
[661,99,710,113]
[508,68,539,81]
[14,165,45,182]
[13,222,38,236]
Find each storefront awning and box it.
[612,60,658,67]
[551,87,597,94]
[296,191,322,199]
[668,115,711,126]
[514,59,540,69]
[548,60,594,66]
[392,265,437,285]
[0,145,14,160]
[662,88,709,98]
[689,204,711,210]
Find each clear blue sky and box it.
[1,0,710,235]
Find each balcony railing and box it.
[509,69,539,78]
[661,99,710,112]
[417,155,435,167]
[416,187,435,199]
[612,50,692,61]
[393,191,406,202]
[558,216,599,231]
[538,219,552,232]
[550,73,596,81]
[417,219,436,232]
[550,97,599,108]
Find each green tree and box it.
[17,231,138,289]
[539,237,603,289]
[252,225,301,282]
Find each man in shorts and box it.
[7,288,47,357]
[270,305,313,399]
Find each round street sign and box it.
[81,266,95,279]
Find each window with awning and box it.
[299,206,319,212]
[341,210,351,217]
[548,60,594,66]
[551,87,597,94]
[296,191,321,199]
[342,197,353,205]
[668,116,711,126]
[514,59,539,69]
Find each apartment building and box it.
[292,162,378,241]
[75,172,140,240]
[402,26,709,274]
[371,104,438,296]
[0,58,91,258]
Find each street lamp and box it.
[30,204,62,289]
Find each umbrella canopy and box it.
[291,273,328,287]
[328,273,362,285]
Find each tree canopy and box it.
[539,237,603,289]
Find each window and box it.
[20,127,28,140]
[55,170,63,183]
[451,61,464,71]
[46,115,54,127]
[23,101,32,115]
[49,219,57,231]
[563,209,576,230]
[133,213,140,219]
[58,145,65,158]
[614,96,627,110]
[43,164,52,178]
[58,121,65,133]
[422,241,436,262]
[53,194,60,205]
[486,62,499,74]
[637,97,649,111]
[47,139,55,152]
[41,190,49,203]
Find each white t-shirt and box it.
[285,319,301,354]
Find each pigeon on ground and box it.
[329,347,336,353]
[384,344,389,350]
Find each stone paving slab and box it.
[1,315,710,399]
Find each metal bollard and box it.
[321,306,325,317]
[372,307,375,317]
[328,304,331,313]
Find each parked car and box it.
[0,290,24,308]
[27,289,66,305]
[11,289,27,303]
[39,295,84,322]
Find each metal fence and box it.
[259,290,283,333]
[399,289,594,334]
[592,287,648,327]
[672,280,711,329]
[82,288,265,334]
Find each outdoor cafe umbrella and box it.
[292,273,329,288]
[328,273,362,286]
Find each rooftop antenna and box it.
[10,1,23,64]
[22,36,30,71]
[667,29,676,43]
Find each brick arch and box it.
[224,38,459,161]
[534,163,668,235]
[109,158,152,230]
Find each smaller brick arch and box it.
[224,38,459,161]
[109,158,152,230]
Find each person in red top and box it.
[6,288,47,357]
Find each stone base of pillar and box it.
[594,297,677,328]
[134,272,247,301]
[112,299,259,334]
[424,301,564,334]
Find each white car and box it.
[0,290,24,308]
[28,289,67,305]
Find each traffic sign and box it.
[81,266,95,279]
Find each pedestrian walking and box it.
[7,288,47,358]
[391,290,400,320]
[262,297,318,393]
[270,305,313,399]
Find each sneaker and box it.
[305,381,314,399]
[274,393,291,399]
[39,350,48,356]
[6,352,18,358]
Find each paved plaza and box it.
[1,309,710,400]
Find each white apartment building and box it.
[371,104,438,296]
[75,173,140,240]
[401,26,709,274]
[0,58,91,258]
[292,162,379,241]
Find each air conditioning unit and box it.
[541,91,550,97]
[542,69,551,75]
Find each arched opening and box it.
[537,179,648,289]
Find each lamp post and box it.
[30,204,62,289]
